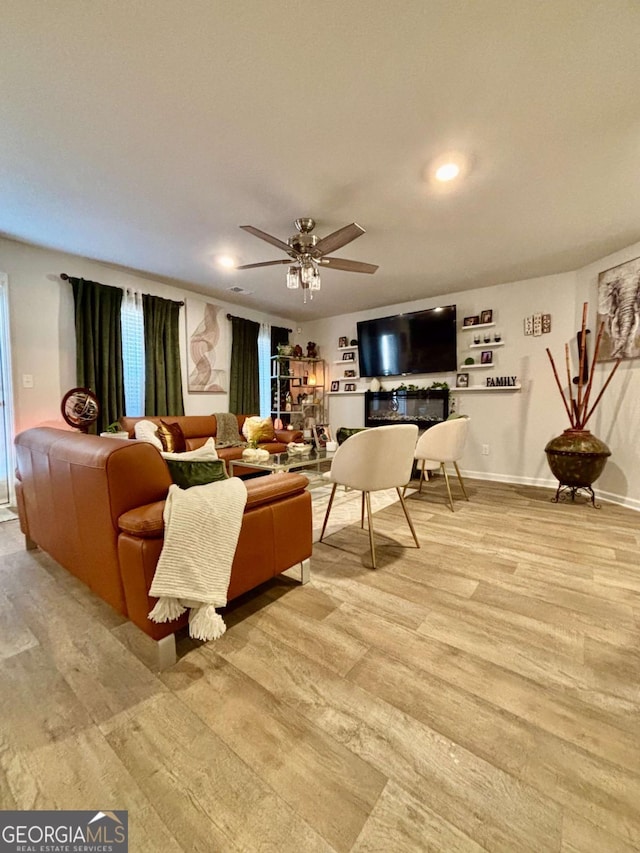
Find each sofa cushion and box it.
[162,437,218,461]
[134,419,163,450]
[242,416,276,444]
[166,458,228,489]
[158,419,186,453]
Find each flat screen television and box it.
[357,305,457,377]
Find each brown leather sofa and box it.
[119,415,303,473]
[15,427,312,667]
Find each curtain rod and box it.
[60,273,184,306]
[226,313,292,333]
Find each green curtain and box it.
[229,316,260,414]
[70,277,125,433]
[143,294,185,416]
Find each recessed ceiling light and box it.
[427,152,469,187]
[218,255,236,269]
[434,163,460,182]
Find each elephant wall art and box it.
[597,256,640,361]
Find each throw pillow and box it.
[158,420,186,453]
[161,437,218,461]
[165,459,228,489]
[134,419,163,451]
[241,416,276,444]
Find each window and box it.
[121,289,145,416]
[258,323,271,418]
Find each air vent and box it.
[227,286,253,294]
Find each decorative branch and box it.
[547,302,622,431]
[582,358,622,429]
[546,348,574,426]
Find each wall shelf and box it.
[337,345,358,351]
[469,341,504,349]
[461,322,495,331]
[459,363,493,369]
[455,385,521,392]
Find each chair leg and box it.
[441,462,455,512]
[319,483,338,542]
[361,491,365,528]
[418,461,426,494]
[454,462,469,501]
[396,488,420,548]
[365,491,376,569]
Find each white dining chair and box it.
[413,416,470,511]
[319,424,419,568]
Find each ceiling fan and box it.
[237,217,378,300]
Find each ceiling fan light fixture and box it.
[286,266,300,289]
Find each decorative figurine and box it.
[307,341,318,358]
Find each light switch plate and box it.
[533,313,543,336]
[524,316,533,336]
[22,374,34,388]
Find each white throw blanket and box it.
[148,478,247,641]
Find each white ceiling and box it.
[2,1,640,320]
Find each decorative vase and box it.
[544,429,611,488]
[370,377,381,392]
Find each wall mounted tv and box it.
[357,305,457,377]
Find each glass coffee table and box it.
[229,448,335,478]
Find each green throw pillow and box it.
[165,459,228,489]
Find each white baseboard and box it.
[461,470,640,512]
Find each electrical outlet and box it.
[481,444,490,455]
[524,316,533,336]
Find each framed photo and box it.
[481,350,493,364]
[456,373,469,388]
[330,380,340,392]
[290,377,302,386]
[344,369,356,377]
[344,383,357,392]
[597,256,640,361]
[480,309,493,324]
[313,424,331,449]
[463,315,480,327]
[338,336,348,348]
[342,351,355,361]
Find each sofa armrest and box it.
[274,429,304,444]
[118,501,165,539]
[245,472,309,508]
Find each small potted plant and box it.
[100,422,129,440]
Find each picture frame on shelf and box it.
[342,351,356,361]
[312,424,331,449]
[480,309,493,324]
[456,373,469,388]
[463,315,480,327]
[330,380,340,392]
[481,350,493,364]
[344,383,357,392]
[344,369,356,377]
[338,336,348,348]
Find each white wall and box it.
[0,237,292,434]
[301,255,639,509]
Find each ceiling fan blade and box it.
[313,223,365,256]
[319,256,378,274]
[239,225,292,254]
[236,259,293,270]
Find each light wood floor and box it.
[1,479,639,852]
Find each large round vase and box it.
[544,429,611,487]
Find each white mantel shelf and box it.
[455,385,522,392]
[328,391,365,395]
